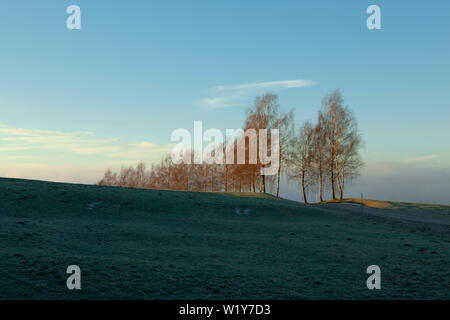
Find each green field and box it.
[0,177,449,299]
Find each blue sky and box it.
[0,1,449,202]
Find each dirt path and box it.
[314,202,450,233]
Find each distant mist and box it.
[281,162,450,205]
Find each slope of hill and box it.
[0,177,449,299]
[317,198,450,231]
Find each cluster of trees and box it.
[98,89,363,203]
[285,90,363,202]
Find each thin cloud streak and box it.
[404,155,439,163]
[214,79,318,91]
[197,79,318,110]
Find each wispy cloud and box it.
[197,79,318,110]
[404,155,440,163]
[0,123,173,183]
[214,80,318,91]
[0,124,119,155]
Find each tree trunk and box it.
[301,169,308,204]
[225,165,228,192]
[261,174,265,193]
[319,162,323,202]
[335,156,343,201]
[252,167,256,192]
[330,162,336,200]
[203,170,207,192]
[276,147,282,197]
[276,164,281,197]
[339,162,346,200]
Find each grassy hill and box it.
[0,177,449,299]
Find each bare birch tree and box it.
[313,114,327,202]
[286,121,315,203]
[273,109,294,197]
[320,89,363,200]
